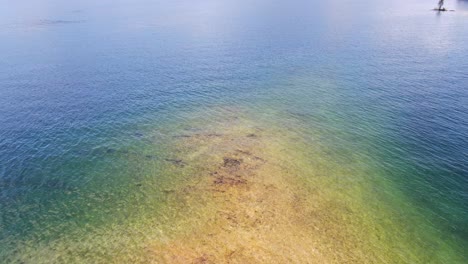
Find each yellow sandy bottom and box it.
[12,108,462,263]
[146,114,385,263]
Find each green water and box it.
[3,73,466,262]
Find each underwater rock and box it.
[134,132,144,138]
[213,176,247,186]
[193,254,211,264]
[206,133,223,137]
[165,158,186,167]
[106,148,116,154]
[223,158,242,168]
[174,134,192,138]
[145,155,157,160]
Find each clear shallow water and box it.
[1,0,467,262]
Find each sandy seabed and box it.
[146,112,403,263]
[9,108,464,263]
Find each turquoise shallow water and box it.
[1,0,468,262]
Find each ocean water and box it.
[1,0,467,263]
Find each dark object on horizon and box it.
[438,0,445,10]
[433,0,454,11]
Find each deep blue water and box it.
[1,0,468,262]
